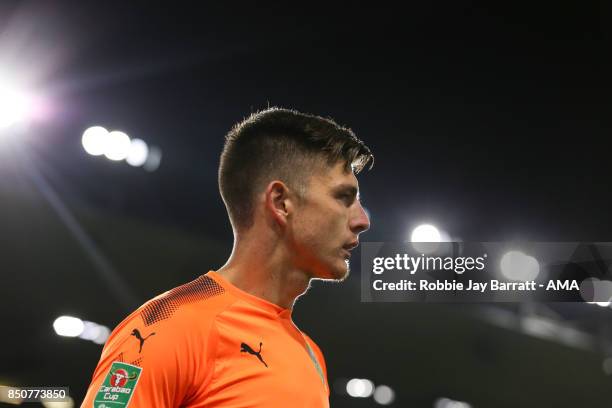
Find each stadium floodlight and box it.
[0,79,32,130]
[410,223,442,254]
[411,224,441,242]
[82,126,109,156]
[53,315,110,344]
[104,130,131,161]
[53,316,84,337]
[126,138,149,167]
[345,378,374,398]
[81,126,159,169]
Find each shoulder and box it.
[301,332,325,357]
[301,331,327,372]
[102,274,235,365]
[139,273,230,328]
[84,275,237,406]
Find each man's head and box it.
[219,107,373,279]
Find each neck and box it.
[216,231,311,309]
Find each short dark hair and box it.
[218,107,373,230]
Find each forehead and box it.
[309,160,359,190]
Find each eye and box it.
[338,193,355,206]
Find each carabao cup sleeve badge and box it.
[93,362,142,408]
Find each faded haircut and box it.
[218,107,373,230]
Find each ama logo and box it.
[110,369,137,387]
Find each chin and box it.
[318,260,350,282]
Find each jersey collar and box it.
[206,270,293,319]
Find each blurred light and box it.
[439,229,451,242]
[434,397,473,408]
[360,379,374,397]
[587,301,611,307]
[411,224,441,242]
[81,126,109,156]
[520,315,557,339]
[53,316,84,337]
[346,379,364,397]
[345,378,374,398]
[581,277,612,304]
[0,80,32,130]
[520,315,593,349]
[79,321,110,344]
[42,397,74,408]
[78,321,100,341]
[0,386,23,405]
[91,324,110,345]
[373,385,395,405]
[411,224,441,254]
[126,138,149,167]
[500,250,540,281]
[104,130,131,161]
[143,145,162,172]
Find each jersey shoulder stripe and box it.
[140,274,225,326]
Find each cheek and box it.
[291,211,319,246]
[292,202,347,248]
[295,215,334,251]
[316,215,347,251]
[323,210,348,234]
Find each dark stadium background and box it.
[1,1,612,407]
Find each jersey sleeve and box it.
[80,305,218,408]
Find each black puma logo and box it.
[240,342,268,367]
[131,328,155,353]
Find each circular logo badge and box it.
[110,369,129,387]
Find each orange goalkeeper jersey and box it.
[81,271,329,408]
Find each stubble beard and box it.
[323,259,351,282]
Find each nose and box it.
[350,201,370,235]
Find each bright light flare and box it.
[53,316,84,337]
[0,80,32,129]
[52,315,110,344]
[346,378,374,398]
[104,130,131,161]
[411,224,441,242]
[411,224,442,254]
[82,126,109,156]
[79,321,110,344]
[126,138,149,167]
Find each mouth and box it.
[343,241,359,251]
[341,241,359,258]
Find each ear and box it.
[264,180,293,227]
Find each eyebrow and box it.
[332,184,359,199]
